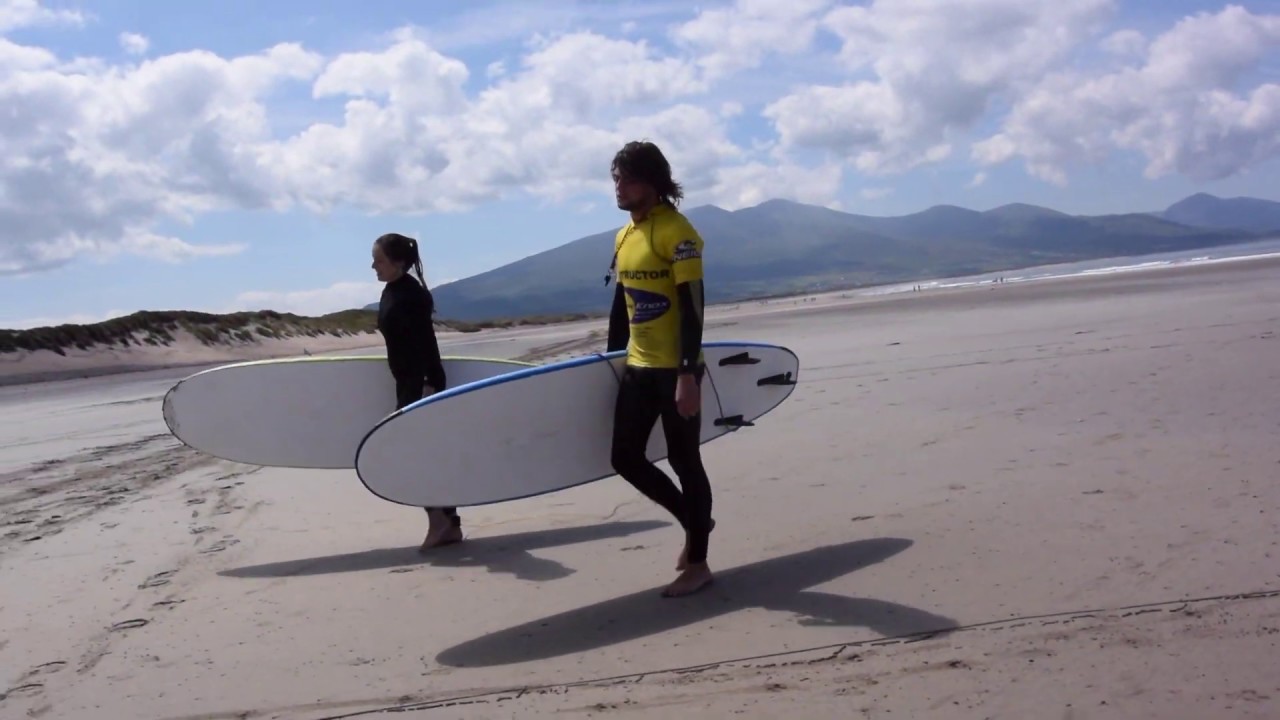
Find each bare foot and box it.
[418,524,463,552]
[676,518,716,571]
[661,563,714,597]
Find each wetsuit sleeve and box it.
[676,280,704,373]
[665,228,705,373]
[606,282,629,353]
[418,289,447,392]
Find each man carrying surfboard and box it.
[605,140,715,598]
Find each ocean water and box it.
[860,236,1280,297]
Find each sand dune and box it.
[0,331,386,387]
[1,257,1278,718]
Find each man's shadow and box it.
[218,519,671,583]
[436,537,957,668]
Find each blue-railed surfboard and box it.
[354,341,799,507]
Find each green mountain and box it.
[406,194,1275,322]
[1160,192,1280,234]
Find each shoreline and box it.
[5,251,1280,389]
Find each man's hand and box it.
[675,372,700,418]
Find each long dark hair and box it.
[375,232,435,314]
[611,140,684,207]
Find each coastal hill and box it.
[1160,193,1280,233]
[424,192,1280,321]
[4,192,1279,365]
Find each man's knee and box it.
[611,440,643,476]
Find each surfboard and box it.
[354,341,799,507]
[162,355,532,469]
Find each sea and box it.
[858,236,1280,297]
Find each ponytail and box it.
[409,240,435,316]
[409,238,427,288]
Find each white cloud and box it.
[119,31,148,55]
[229,280,383,315]
[699,160,844,211]
[408,0,691,54]
[0,309,133,331]
[974,4,1280,184]
[1101,29,1147,58]
[764,0,1115,174]
[0,0,86,33]
[312,29,469,112]
[671,0,832,79]
[0,34,320,274]
[255,29,720,216]
[0,36,55,68]
[3,279,386,329]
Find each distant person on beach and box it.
[371,232,460,551]
[604,140,716,598]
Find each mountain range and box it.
[368,192,1280,322]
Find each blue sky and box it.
[2,0,1279,328]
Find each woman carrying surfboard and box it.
[371,232,461,551]
[606,140,716,598]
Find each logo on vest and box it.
[673,240,701,262]
[625,287,671,324]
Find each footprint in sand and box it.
[0,661,68,705]
[29,661,67,675]
[199,537,240,554]
[0,683,45,701]
[139,570,176,589]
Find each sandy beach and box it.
[2,256,1279,719]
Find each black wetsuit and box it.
[605,204,713,565]
[377,272,456,524]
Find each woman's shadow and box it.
[435,536,958,668]
[218,519,671,583]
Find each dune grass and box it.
[0,309,605,356]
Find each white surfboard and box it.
[354,341,799,507]
[162,355,532,469]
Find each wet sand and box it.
[1,257,1278,718]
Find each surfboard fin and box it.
[718,352,761,366]
[715,415,755,428]
[757,372,797,387]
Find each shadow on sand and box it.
[218,519,671,582]
[435,536,958,668]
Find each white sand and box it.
[1,257,1279,719]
